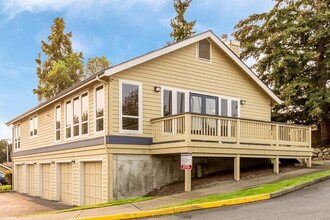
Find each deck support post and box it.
[274,156,279,174]
[184,169,191,192]
[234,154,240,181]
[307,157,312,168]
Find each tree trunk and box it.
[320,119,330,144]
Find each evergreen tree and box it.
[85,56,111,76]
[33,17,84,100]
[170,0,196,43]
[233,0,330,143]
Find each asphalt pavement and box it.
[148,177,330,220]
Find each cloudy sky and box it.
[0,0,275,139]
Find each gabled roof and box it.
[104,30,282,104]
[7,30,281,126]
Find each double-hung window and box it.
[14,124,20,149]
[65,101,72,138]
[29,116,38,137]
[81,93,89,135]
[55,106,61,141]
[120,80,142,133]
[65,92,89,139]
[95,86,104,133]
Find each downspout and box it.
[96,74,112,202]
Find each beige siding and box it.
[14,82,108,151]
[13,145,108,206]
[110,41,271,136]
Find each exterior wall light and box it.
[71,160,76,163]
[154,86,161,92]
[240,100,246,105]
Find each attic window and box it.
[198,39,211,61]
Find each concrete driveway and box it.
[0,192,71,219]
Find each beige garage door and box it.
[27,164,35,196]
[84,162,102,206]
[60,163,72,204]
[41,164,51,199]
[16,165,23,193]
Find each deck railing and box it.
[151,113,311,147]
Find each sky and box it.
[0,0,276,139]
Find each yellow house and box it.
[6,30,313,206]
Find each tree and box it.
[85,56,111,76]
[169,0,196,43]
[233,0,330,143]
[33,17,85,100]
[0,140,11,163]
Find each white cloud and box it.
[0,0,167,24]
[71,34,104,57]
[0,58,34,78]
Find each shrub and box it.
[4,170,12,185]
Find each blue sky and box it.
[0,0,275,139]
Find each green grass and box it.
[0,185,11,192]
[33,196,153,216]
[171,170,330,206]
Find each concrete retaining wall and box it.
[113,154,269,199]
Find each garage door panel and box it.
[83,162,102,206]
[60,163,72,205]
[27,165,35,196]
[16,165,23,193]
[41,164,51,200]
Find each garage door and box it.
[60,163,72,204]
[16,165,23,193]
[41,164,51,199]
[27,164,35,196]
[84,162,102,205]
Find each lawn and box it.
[0,185,12,192]
[173,170,330,206]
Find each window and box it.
[162,88,187,116]
[14,125,20,149]
[73,97,80,137]
[29,116,38,137]
[65,101,72,138]
[81,93,88,135]
[120,80,142,133]
[198,39,211,61]
[55,106,61,141]
[220,98,239,117]
[65,92,89,139]
[95,86,104,133]
[190,93,218,115]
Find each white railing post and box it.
[276,124,279,147]
[236,119,241,144]
[309,127,312,148]
[185,114,191,143]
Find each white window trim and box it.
[54,105,61,143]
[64,90,90,141]
[161,86,189,117]
[160,85,241,118]
[29,115,38,138]
[196,39,212,63]
[119,79,143,134]
[14,124,21,150]
[94,84,105,135]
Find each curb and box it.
[77,194,271,220]
[77,174,330,220]
[270,174,330,198]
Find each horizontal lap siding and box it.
[15,82,107,150]
[110,41,271,136]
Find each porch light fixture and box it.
[240,100,246,105]
[154,86,161,92]
[51,161,55,164]
[71,160,76,163]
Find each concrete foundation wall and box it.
[113,154,269,199]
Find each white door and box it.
[16,165,23,193]
[27,164,35,195]
[41,164,51,199]
[60,163,72,204]
[83,162,102,205]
